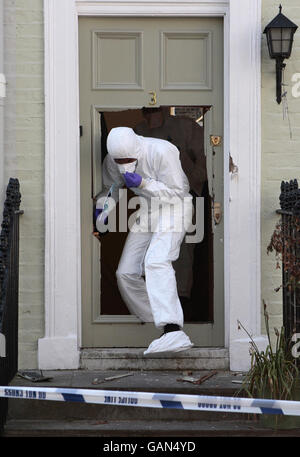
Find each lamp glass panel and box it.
[282,28,294,55]
[282,28,293,40]
[269,28,282,55]
[269,28,294,56]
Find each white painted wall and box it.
[4,0,45,369]
[261,0,300,344]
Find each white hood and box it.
[107,127,141,160]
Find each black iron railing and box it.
[0,179,23,434]
[276,179,300,348]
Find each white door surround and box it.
[39,0,266,371]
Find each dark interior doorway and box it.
[94,106,213,323]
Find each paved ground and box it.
[5,370,300,437]
[11,369,245,395]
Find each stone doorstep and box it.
[80,348,229,370]
[80,348,228,359]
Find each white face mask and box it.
[117,160,137,174]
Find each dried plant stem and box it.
[238,303,298,401]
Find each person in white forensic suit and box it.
[95,127,194,354]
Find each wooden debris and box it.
[92,372,134,384]
[177,370,218,385]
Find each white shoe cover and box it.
[144,331,194,355]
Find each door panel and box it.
[92,31,143,90]
[161,31,212,90]
[79,17,224,347]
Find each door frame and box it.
[39,0,266,371]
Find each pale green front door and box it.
[79,17,224,347]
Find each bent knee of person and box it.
[116,267,140,281]
[116,268,127,280]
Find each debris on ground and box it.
[178,376,198,383]
[177,370,218,385]
[92,372,134,385]
[182,370,193,376]
[17,371,53,382]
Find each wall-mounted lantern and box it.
[263,4,298,104]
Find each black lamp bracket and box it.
[276,57,286,104]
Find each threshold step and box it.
[80,348,229,370]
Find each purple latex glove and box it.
[94,208,108,226]
[123,172,142,188]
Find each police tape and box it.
[1,385,300,416]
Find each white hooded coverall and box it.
[96,127,193,330]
